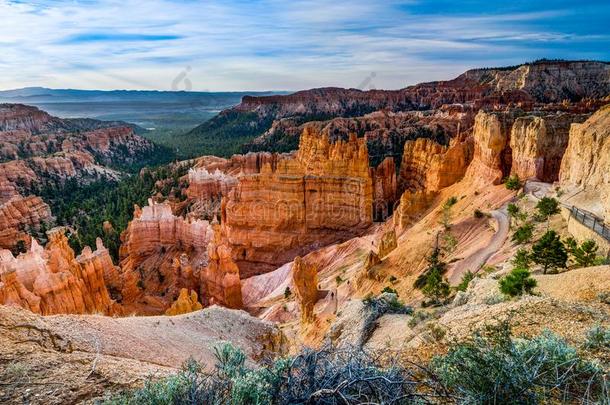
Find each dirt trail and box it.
[448,204,510,284]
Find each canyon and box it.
[1,60,609,403]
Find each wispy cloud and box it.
[0,0,608,91]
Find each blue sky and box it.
[1,0,608,91]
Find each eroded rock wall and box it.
[510,113,589,182]
[0,229,118,315]
[560,105,610,222]
[222,127,373,277]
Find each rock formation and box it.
[399,135,473,194]
[370,157,397,221]
[165,288,203,315]
[201,222,243,309]
[222,127,373,276]
[510,113,589,182]
[393,190,436,232]
[118,199,212,311]
[378,229,398,258]
[363,250,381,271]
[0,196,53,250]
[464,111,518,186]
[291,256,319,323]
[186,167,238,200]
[560,105,610,222]
[0,228,119,315]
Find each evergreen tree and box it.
[565,238,599,268]
[536,197,560,226]
[531,230,567,274]
[511,248,531,269]
[422,267,450,304]
[499,267,537,296]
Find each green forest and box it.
[35,163,190,261]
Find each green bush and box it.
[512,223,534,244]
[536,197,560,219]
[432,324,607,404]
[504,175,521,190]
[473,209,485,218]
[381,286,398,296]
[499,267,537,296]
[456,271,475,292]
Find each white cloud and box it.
[0,0,606,90]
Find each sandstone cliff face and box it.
[393,191,437,233]
[0,196,53,250]
[510,113,589,182]
[200,61,608,158]
[370,157,397,221]
[222,127,373,276]
[186,168,238,200]
[560,105,610,222]
[464,111,518,185]
[201,222,243,309]
[291,256,318,323]
[118,199,213,312]
[0,229,118,315]
[399,135,473,194]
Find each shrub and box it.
[511,248,531,269]
[389,275,397,283]
[456,271,474,292]
[421,267,450,304]
[583,324,610,350]
[511,223,534,244]
[504,175,521,190]
[432,324,607,404]
[536,197,560,219]
[445,196,458,207]
[283,287,291,299]
[335,275,343,285]
[473,209,485,218]
[507,203,519,218]
[531,230,568,274]
[381,286,398,296]
[499,267,537,296]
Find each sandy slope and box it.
[0,305,284,404]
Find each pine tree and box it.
[566,238,599,268]
[422,267,450,303]
[499,267,537,296]
[531,230,567,274]
[511,248,531,269]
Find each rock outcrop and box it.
[0,229,119,315]
[0,196,53,250]
[186,167,238,200]
[118,200,212,312]
[464,111,518,185]
[510,113,589,182]
[291,256,319,323]
[560,105,610,222]
[370,157,397,221]
[378,229,398,258]
[165,288,203,315]
[201,222,243,309]
[222,127,373,276]
[399,135,473,194]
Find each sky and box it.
[0,0,609,91]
